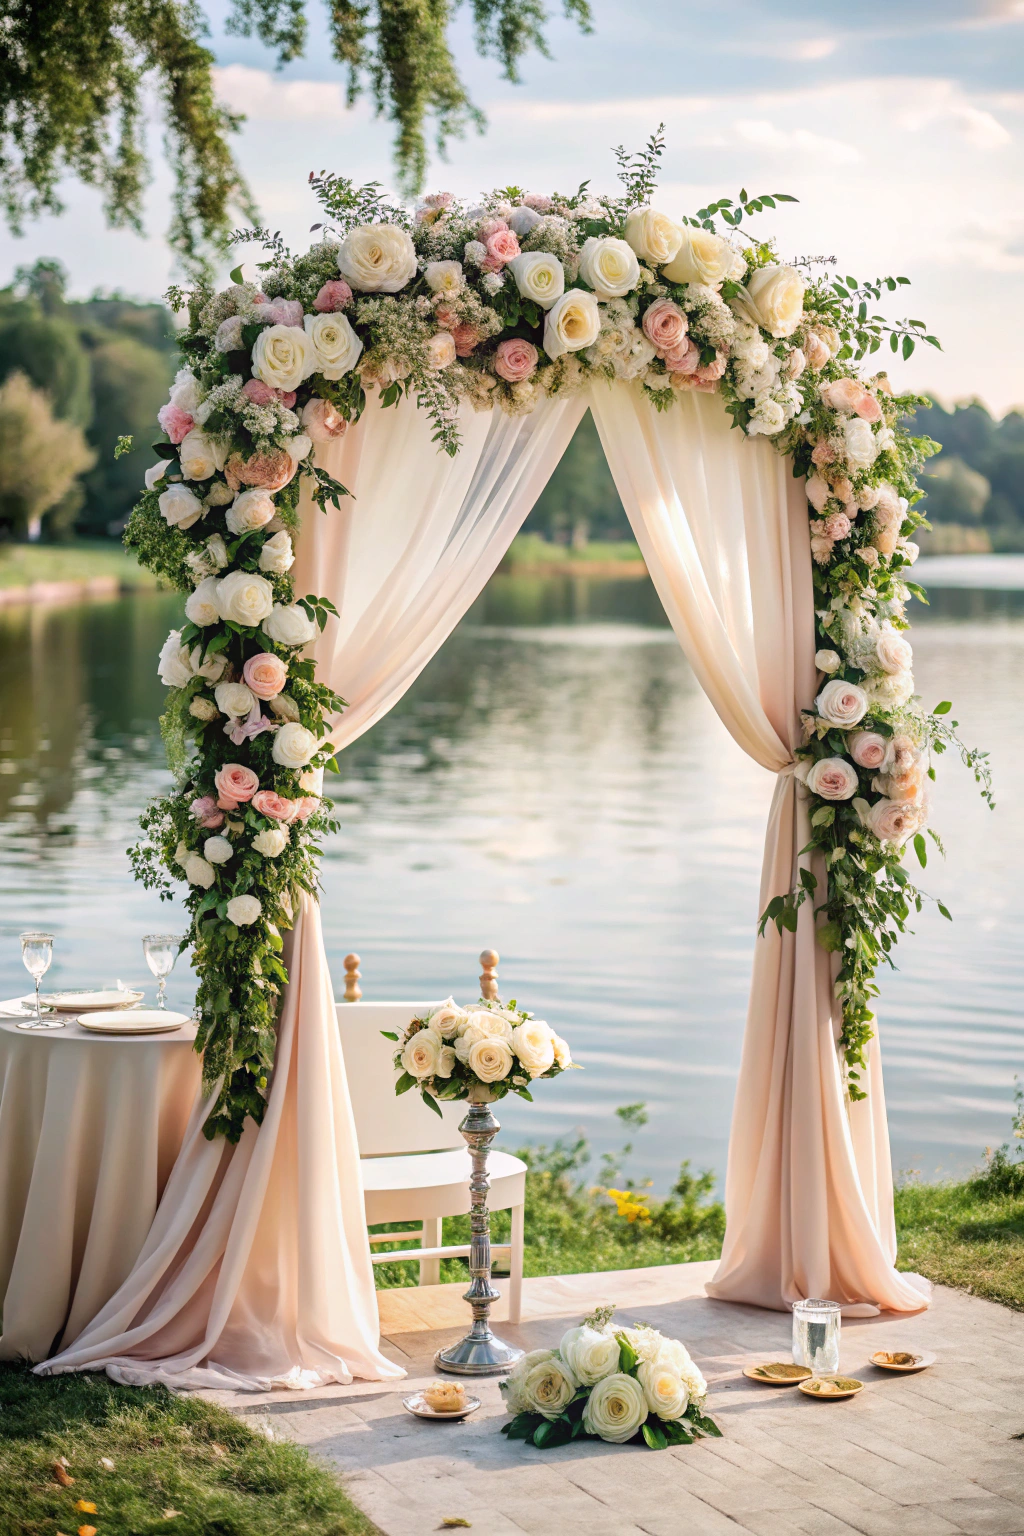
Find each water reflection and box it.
[0,576,1020,1187]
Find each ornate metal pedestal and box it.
[434,1090,524,1376]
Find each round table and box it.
[0,1002,202,1362]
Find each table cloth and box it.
[0,1006,201,1361]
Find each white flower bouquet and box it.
[382,996,573,1114]
[500,1310,721,1450]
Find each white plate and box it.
[78,1009,191,1034]
[402,1391,481,1421]
[36,989,145,1011]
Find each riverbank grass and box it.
[0,541,159,590]
[0,1363,378,1536]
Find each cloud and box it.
[734,118,861,164]
[213,63,359,122]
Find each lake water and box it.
[1,560,1021,1190]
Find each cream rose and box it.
[815,649,841,674]
[436,1045,456,1078]
[215,681,256,718]
[427,999,468,1039]
[805,756,859,800]
[461,1009,514,1042]
[856,796,923,845]
[269,693,301,722]
[251,323,317,392]
[543,289,601,359]
[663,227,742,286]
[402,1026,444,1078]
[272,721,318,768]
[258,530,295,574]
[203,835,233,864]
[843,415,878,471]
[178,428,222,481]
[623,207,684,266]
[298,765,323,794]
[253,825,290,857]
[816,678,869,729]
[578,237,641,299]
[337,223,417,293]
[655,1340,706,1404]
[183,853,216,889]
[157,630,194,688]
[637,1359,690,1421]
[507,251,565,310]
[189,695,219,722]
[511,1018,556,1076]
[467,1036,514,1083]
[184,576,221,628]
[582,1373,648,1443]
[734,265,806,338]
[507,1351,578,1420]
[303,311,363,378]
[425,331,457,369]
[558,1326,621,1386]
[424,260,465,293]
[225,487,277,537]
[214,569,274,627]
[158,483,205,531]
[263,603,317,647]
[849,731,893,771]
[875,626,913,675]
[226,894,262,925]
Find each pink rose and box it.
[821,377,868,413]
[805,756,859,801]
[242,378,276,406]
[811,440,837,466]
[453,324,481,357]
[243,652,289,699]
[785,348,806,381]
[477,217,508,238]
[292,796,320,821]
[189,794,225,829]
[891,734,918,773]
[854,392,883,423]
[824,512,851,541]
[214,763,260,804]
[313,279,353,312]
[158,403,194,444]
[849,731,891,771]
[252,789,298,821]
[642,298,688,356]
[810,535,834,564]
[254,299,305,327]
[485,228,521,265]
[874,486,903,528]
[479,254,504,274]
[861,797,923,845]
[523,193,552,211]
[426,332,457,369]
[695,355,727,384]
[804,332,831,371]
[300,397,348,442]
[434,304,457,329]
[493,338,538,383]
[225,449,296,493]
[664,337,700,374]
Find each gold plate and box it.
[743,1363,812,1386]
[798,1376,863,1400]
[870,1349,935,1372]
[402,1391,481,1421]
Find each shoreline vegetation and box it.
[0,539,162,604]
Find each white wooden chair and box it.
[337,998,527,1324]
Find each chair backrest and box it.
[336,1001,466,1156]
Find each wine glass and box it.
[19,932,60,1030]
[143,934,182,1010]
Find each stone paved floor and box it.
[204,1262,1024,1535]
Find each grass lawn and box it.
[0,542,160,591]
[504,532,645,568]
[0,1364,379,1536]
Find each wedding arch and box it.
[37,133,988,1390]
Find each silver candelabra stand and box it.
[434,1086,524,1376]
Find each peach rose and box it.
[849,731,892,771]
[426,332,457,369]
[486,228,520,264]
[642,298,688,356]
[301,397,348,443]
[824,512,851,540]
[242,652,289,699]
[453,324,480,357]
[854,392,883,423]
[803,332,831,370]
[189,794,225,829]
[493,337,538,382]
[252,789,299,821]
[821,377,868,413]
[664,337,700,374]
[291,796,320,821]
[225,449,296,493]
[314,279,353,312]
[214,763,260,804]
[811,440,837,466]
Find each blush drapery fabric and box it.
[589,381,929,1315]
[38,390,586,1388]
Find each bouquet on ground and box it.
[500,1311,721,1450]
[383,997,574,1114]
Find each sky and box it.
[2,0,1023,411]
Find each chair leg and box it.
[508,1202,525,1325]
[419,1216,442,1287]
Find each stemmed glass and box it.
[143,935,183,1009]
[18,932,61,1030]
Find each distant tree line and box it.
[913,398,1024,553]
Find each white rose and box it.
[734,265,805,338]
[507,1350,578,1421]
[174,840,190,867]
[157,629,194,688]
[191,644,228,683]
[215,681,256,718]
[559,1326,621,1385]
[637,1359,690,1421]
[436,1045,456,1078]
[226,894,262,926]
[169,368,200,414]
[184,576,221,628]
[462,1009,514,1041]
[467,1036,514,1083]
[284,433,312,467]
[844,416,878,471]
[402,1026,443,1079]
[251,323,317,392]
[272,721,318,768]
[303,311,363,379]
[205,481,234,508]
[145,461,167,490]
[337,223,417,293]
[427,999,469,1039]
[253,825,289,857]
[507,251,565,310]
[663,227,741,286]
[543,289,601,359]
[578,237,641,299]
[225,487,276,537]
[875,626,913,675]
[183,854,216,889]
[178,428,221,481]
[582,1373,648,1443]
[815,649,841,673]
[258,530,295,574]
[816,678,869,729]
[269,693,301,722]
[214,569,274,627]
[263,603,316,647]
[805,756,860,800]
[552,1032,572,1069]
[424,260,465,293]
[298,765,323,794]
[205,532,229,569]
[654,1339,707,1404]
[189,695,219,721]
[511,1018,555,1076]
[203,835,233,864]
[623,208,684,266]
[158,483,205,530]
[747,397,786,436]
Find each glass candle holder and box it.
[792,1299,841,1375]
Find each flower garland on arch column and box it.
[126,130,991,1138]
